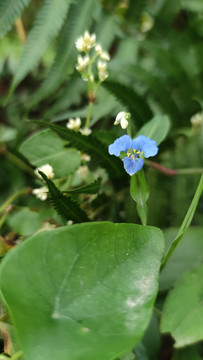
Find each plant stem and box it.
[85,101,94,128]
[146,160,203,176]
[0,188,31,214]
[161,174,203,270]
[0,146,34,176]
[15,18,26,43]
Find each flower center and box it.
[127,148,141,159]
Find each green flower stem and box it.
[0,211,9,229]
[85,101,94,128]
[3,148,34,176]
[176,168,203,175]
[161,174,203,270]
[146,160,203,176]
[0,188,31,214]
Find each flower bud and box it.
[114,111,131,129]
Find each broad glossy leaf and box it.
[160,227,203,291]
[137,115,171,145]
[0,222,164,360]
[161,264,203,347]
[19,129,81,177]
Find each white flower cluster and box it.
[191,112,203,127]
[34,164,55,179]
[75,30,110,83]
[140,13,154,33]
[32,186,48,201]
[66,117,92,136]
[33,164,55,201]
[114,111,131,129]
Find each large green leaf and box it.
[9,0,72,94]
[160,227,203,291]
[137,115,171,145]
[19,129,81,177]
[0,222,164,360]
[161,264,203,348]
[39,122,123,179]
[0,0,31,39]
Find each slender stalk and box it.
[0,212,8,229]
[146,160,203,176]
[161,174,203,270]
[5,150,34,176]
[85,101,94,128]
[15,18,26,43]
[0,188,31,214]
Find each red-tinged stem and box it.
[146,160,177,176]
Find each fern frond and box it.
[0,0,31,39]
[39,122,123,179]
[103,80,153,127]
[29,0,97,108]
[39,171,89,223]
[9,0,72,96]
[64,178,101,195]
[127,65,181,121]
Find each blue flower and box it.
[108,134,158,176]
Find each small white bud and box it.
[77,165,89,178]
[35,164,55,179]
[75,36,85,52]
[66,117,81,131]
[100,51,110,61]
[81,153,91,162]
[114,111,130,129]
[191,112,203,127]
[67,220,73,226]
[140,13,154,33]
[97,60,107,72]
[95,44,103,55]
[32,187,48,201]
[80,127,92,136]
[76,31,96,52]
[76,55,90,72]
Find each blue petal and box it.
[132,135,158,158]
[123,156,144,176]
[108,135,132,157]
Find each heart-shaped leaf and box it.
[0,222,164,360]
[19,129,81,177]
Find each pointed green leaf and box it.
[0,0,31,39]
[64,177,101,195]
[130,170,149,225]
[39,171,89,223]
[0,222,164,360]
[137,115,171,145]
[161,264,203,348]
